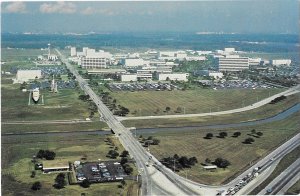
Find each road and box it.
[117,85,300,121]
[2,119,94,124]
[258,158,300,195]
[56,49,198,195]
[56,49,300,195]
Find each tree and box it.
[108,150,119,159]
[214,158,231,168]
[205,133,213,139]
[123,164,133,175]
[120,157,128,165]
[147,136,153,140]
[54,173,66,189]
[120,150,129,157]
[80,179,91,188]
[244,137,255,144]
[176,107,182,113]
[121,179,126,187]
[256,132,263,137]
[251,129,256,134]
[233,132,241,137]
[165,107,171,112]
[219,132,228,138]
[152,139,160,145]
[36,150,45,159]
[31,171,36,178]
[31,181,42,190]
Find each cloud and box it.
[40,2,76,14]
[4,2,27,13]
[80,7,96,15]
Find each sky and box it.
[1,0,299,34]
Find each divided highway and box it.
[57,49,300,196]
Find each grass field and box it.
[1,76,107,133]
[111,88,284,117]
[123,93,300,128]
[287,179,300,195]
[2,134,138,196]
[142,111,300,185]
[250,145,300,195]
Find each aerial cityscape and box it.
[1,1,299,196]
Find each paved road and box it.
[258,158,300,195]
[118,85,300,121]
[2,119,94,124]
[57,49,300,196]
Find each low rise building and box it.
[81,49,112,69]
[158,73,189,82]
[195,70,223,79]
[123,58,149,68]
[121,74,138,82]
[15,70,42,83]
[70,47,76,56]
[271,59,291,66]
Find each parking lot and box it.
[75,161,126,183]
[213,80,276,90]
[108,82,180,92]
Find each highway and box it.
[258,158,300,195]
[56,49,300,195]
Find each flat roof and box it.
[43,160,69,169]
[203,165,217,169]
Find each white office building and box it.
[81,49,112,69]
[271,59,291,66]
[121,74,138,82]
[158,73,189,82]
[218,56,249,72]
[123,59,149,68]
[15,70,42,83]
[195,70,223,79]
[224,48,235,53]
[70,47,77,57]
[249,58,262,66]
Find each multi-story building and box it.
[218,56,249,72]
[81,49,112,69]
[70,47,77,57]
[122,59,149,68]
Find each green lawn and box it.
[122,93,300,128]
[2,134,138,196]
[142,111,300,185]
[111,88,283,117]
[287,179,300,195]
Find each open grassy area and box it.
[250,145,300,195]
[123,93,300,128]
[142,111,300,185]
[1,76,107,133]
[287,179,300,195]
[2,134,138,196]
[111,88,283,117]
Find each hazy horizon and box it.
[1,1,299,34]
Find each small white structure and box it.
[121,74,138,82]
[224,48,235,53]
[15,70,42,83]
[158,73,189,82]
[203,165,217,170]
[271,59,291,66]
[185,56,206,61]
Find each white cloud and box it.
[81,7,96,15]
[40,2,76,14]
[4,2,27,13]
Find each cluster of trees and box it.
[78,94,98,118]
[139,135,161,146]
[54,173,66,189]
[204,131,242,139]
[100,92,130,116]
[269,95,286,104]
[36,149,56,160]
[80,179,91,188]
[161,154,198,171]
[20,82,27,90]
[243,129,264,144]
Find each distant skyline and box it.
[1,1,299,34]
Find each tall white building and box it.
[218,56,249,72]
[70,47,77,57]
[81,49,112,69]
